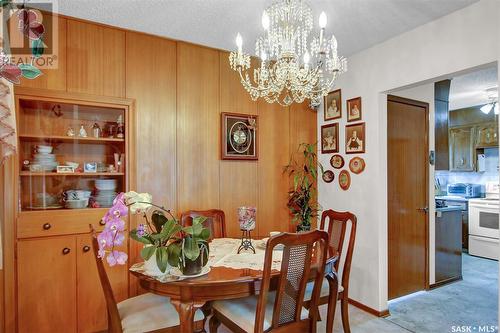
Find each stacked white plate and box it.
[33,149,58,172]
[94,179,118,207]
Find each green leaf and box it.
[151,212,168,233]
[199,228,211,241]
[167,243,181,267]
[140,245,156,261]
[31,38,44,58]
[155,247,169,273]
[19,64,42,80]
[0,0,11,8]
[183,237,200,261]
[129,230,152,244]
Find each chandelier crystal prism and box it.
[229,0,347,107]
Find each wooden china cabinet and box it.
[6,87,135,333]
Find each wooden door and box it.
[388,95,429,300]
[449,126,475,171]
[17,236,77,333]
[76,234,128,333]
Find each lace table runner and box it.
[130,238,282,282]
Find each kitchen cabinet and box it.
[435,208,463,285]
[476,122,498,147]
[449,126,475,171]
[17,235,128,333]
[17,237,78,333]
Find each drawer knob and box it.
[83,245,90,253]
[99,220,106,226]
[43,223,51,230]
[62,248,71,255]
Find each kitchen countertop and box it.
[435,195,476,202]
[435,206,464,212]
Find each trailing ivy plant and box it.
[284,143,323,231]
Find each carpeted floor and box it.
[207,254,498,333]
[386,254,498,333]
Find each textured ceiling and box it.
[47,0,478,56]
[449,67,498,110]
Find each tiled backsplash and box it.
[436,147,499,193]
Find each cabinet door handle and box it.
[99,220,106,226]
[62,248,71,255]
[42,223,51,230]
[83,245,90,253]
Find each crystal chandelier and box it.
[229,0,347,107]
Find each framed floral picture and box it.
[347,97,362,122]
[321,123,339,154]
[324,89,341,121]
[345,122,365,154]
[221,112,258,160]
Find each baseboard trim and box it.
[429,276,462,289]
[348,298,390,317]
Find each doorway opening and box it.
[386,64,499,332]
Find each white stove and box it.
[469,182,499,260]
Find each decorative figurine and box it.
[66,126,75,137]
[92,122,101,138]
[237,206,257,254]
[78,125,88,138]
[116,115,124,139]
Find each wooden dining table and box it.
[129,238,337,333]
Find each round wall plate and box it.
[339,170,351,190]
[322,170,335,183]
[349,157,366,174]
[330,154,345,169]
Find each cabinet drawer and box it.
[17,208,113,238]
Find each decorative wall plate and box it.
[330,154,344,169]
[349,157,366,174]
[339,170,351,191]
[322,170,335,183]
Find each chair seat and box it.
[118,293,204,333]
[212,293,309,332]
[304,278,344,301]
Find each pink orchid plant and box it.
[98,191,210,275]
[97,191,153,266]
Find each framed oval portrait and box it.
[339,170,351,191]
[330,154,345,169]
[322,170,335,183]
[349,157,366,174]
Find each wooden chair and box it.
[180,209,226,240]
[209,230,329,333]
[304,210,357,333]
[90,227,205,333]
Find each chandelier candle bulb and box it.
[236,33,243,54]
[262,11,270,30]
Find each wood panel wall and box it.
[16,15,317,238]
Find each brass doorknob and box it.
[62,248,71,255]
[83,245,90,253]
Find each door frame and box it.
[387,94,430,298]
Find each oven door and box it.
[469,203,499,239]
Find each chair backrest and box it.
[255,230,329,333]
[319,210,357,291]
[90,226,123,333]
[180,209,226,240]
